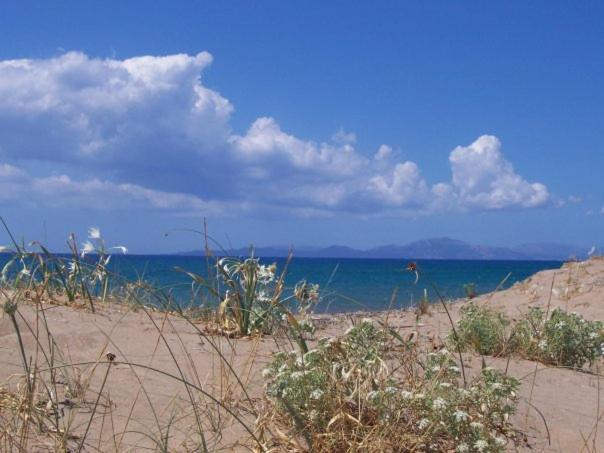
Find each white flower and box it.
[385,386,397,394]
[262,368,272,378]
[432,397,447,410]
[291,371,304,380]
[81,241,95,257]
[417,418,430,430]
[453,410,469,422]
[494,436,507,446]
[555,321,566,329]
[449,365,460,373]
[401,390,413,399]
[257,264,275,282]
[589,332,598,339]
[310,389,324,400]
[88,227,101,239]
[367,390,380,401]
[538,339,548,350]
[456,443,469,453]
[439,382,452,388]
[474,439,489,452]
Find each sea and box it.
[98,255,561,313]
[1,254,562,313]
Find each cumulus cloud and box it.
[448,135,549,210]
[230,117,366,178]
[0,51,551,217]
[367,162,429,207]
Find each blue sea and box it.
[1,254,561,312]
[98,255,561,313]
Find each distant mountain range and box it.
[178,237,599,261]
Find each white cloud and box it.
[331,128,357,145]
[374,145,392,161]
[0,51,552,217]
[230,117,366,178]
[448,135,549,210]
[367,162,429,207]
[0,162,214,213]
[568,195,582,204]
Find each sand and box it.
[1,258,603,451]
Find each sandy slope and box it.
[0,258,603,451]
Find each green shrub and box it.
[449,304,510,356]
[261,321,519,452]
[512,308,604,368]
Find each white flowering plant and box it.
[260,320,519,452]
[182,254,319,339]
[512,308,604,368]
[451,302,603,369]
[0,226,126,312]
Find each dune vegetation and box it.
[0,224,602,452]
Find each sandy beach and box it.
[1,258,603,451]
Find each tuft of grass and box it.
[415,288,430,319]
[463,282,477,299]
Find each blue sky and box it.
[0,1,602,253]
